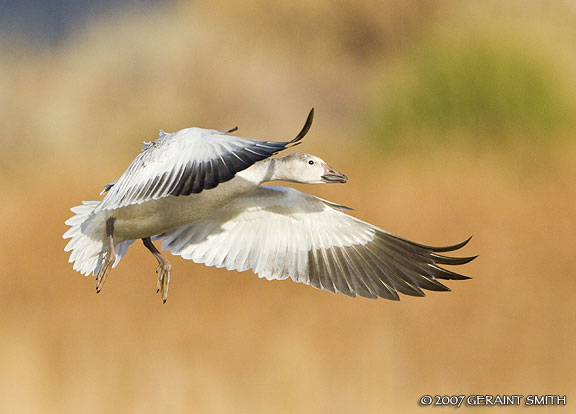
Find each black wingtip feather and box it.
[289,108,314,145]
[432,236,473,252]
[432,254,478,266]
[428,264,472,280]
[419,278,452,291]
[399,235,473,253]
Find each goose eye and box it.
[308,160,314,165]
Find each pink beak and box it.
[321,163,348,183]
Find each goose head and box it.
[277,152,348,184]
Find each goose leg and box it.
[142,237,171,303]
[96,218,116,293]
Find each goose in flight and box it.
[63,109,475,302]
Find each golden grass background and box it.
[1,1,575,412]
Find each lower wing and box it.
[154,186,476,300]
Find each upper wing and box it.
[97,109,314,211]
[155,186,476,300]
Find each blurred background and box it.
[1,0,575,412]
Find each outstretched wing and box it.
[97,109,314,211]
[155,186,476,300]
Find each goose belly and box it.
[109,181,255,241]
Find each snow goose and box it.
[64,109,475,302]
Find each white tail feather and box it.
[63,201,134,276]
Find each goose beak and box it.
[321,163,348,183]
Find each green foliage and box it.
[371,29,574,149]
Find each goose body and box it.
[92,170,262,242]
[64,109,475,302]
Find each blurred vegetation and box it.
[2,1,575,163]
[371,29,575,148]
[0,0,452,170]
[367,11,576,152]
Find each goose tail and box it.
[63,201,133,276]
